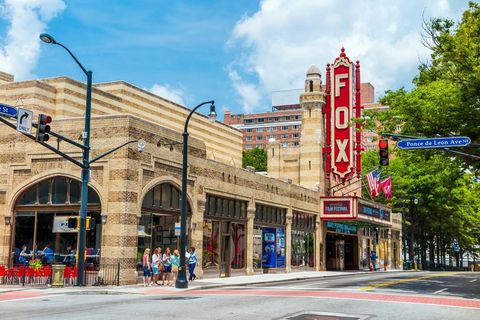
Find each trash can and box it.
[51,264,65,288]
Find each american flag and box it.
[366,169,381,198]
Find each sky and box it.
[0,0,470,120]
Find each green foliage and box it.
[242,148,267,172]
[361,3,480,258]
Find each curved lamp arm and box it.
[183,100,215,134]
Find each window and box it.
[257,136,263,141]
[282,142,289,147]
[266,127,272,132]
[256,144,262,148]
[257,118,264,123]
[293,125,299,130]
[295,115,300,120]
[285,116,291,120]
[293,142,300,146]
[256,128,263,132]
[272,127,277,131]
[246,128,253,132]
[282,126,289,130]
[281,134,288,139]
[274,117,279,121]
[245,119,253,124]
[246,136,252,141]
[293,133,299,138]
[245,144,252,149]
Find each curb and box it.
[186,270,412,291]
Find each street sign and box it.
[16,108,33,135]
[174,222,181,236]
[0,103,17,118]
[397,137,471,149]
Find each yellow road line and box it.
[360,272,461,291]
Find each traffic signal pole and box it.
[77,70,92,286]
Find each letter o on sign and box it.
[335,106,349,129]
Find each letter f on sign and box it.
[336,139,348,162]
[335,74,348,97]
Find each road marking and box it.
[360,272,461,291]
[434,288,448,294]
[470,279,477,283]
[183,288,480,309]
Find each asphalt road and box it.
[251,271,480,299]
[0,272,479,320]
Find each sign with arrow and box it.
[397,137,471,149]
[0,103,17,118]
[16,108,33,135]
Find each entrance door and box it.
[219,222,231,277]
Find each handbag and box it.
[172,265,179,273]
[159,263,164,272]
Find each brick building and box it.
[224,65,379,151]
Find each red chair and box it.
[71,266,78,285]
[0,266,5,284]
[63,266,72,286]
[42,266,52,285]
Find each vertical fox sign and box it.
[325,48,361,182]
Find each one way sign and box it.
[16,108,33,135]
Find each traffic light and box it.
[86,217,96,230]
[67,217,78,229]
[379,139,389,166]
[36,114,52,142]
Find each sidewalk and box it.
[0,269,406,295]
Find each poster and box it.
[262,227,276,268]
[276,228,285,267]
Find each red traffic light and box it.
[379,139,388,149]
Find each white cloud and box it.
[228,0,468,112]
[0,0,66,79]
[228,68,261,113]
[149,83,186,106]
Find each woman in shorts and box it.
[162,247,172,286]
[142,248,151,287]
[151,247,161,285]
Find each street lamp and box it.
[176,100,216,289]
[40,33,92,286]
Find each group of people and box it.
[17,244,55,265]
[142,246,198,287]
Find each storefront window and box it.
[13,177,101,265]
[203,220,219,269]
[231,223,245,269]
[291,230,314,267]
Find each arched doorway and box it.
[12,176,101,265]
[137,182,191,266]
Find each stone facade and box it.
[0,72,322,284]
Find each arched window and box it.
[309,80,314,92]
[13,177,101,266]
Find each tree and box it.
[242,148,267,172]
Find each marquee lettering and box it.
[335,139,348,162]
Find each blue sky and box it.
[0,0,470,120]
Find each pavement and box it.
[0,269,403,295]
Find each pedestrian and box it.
[151,247,161,285]
[18,244,32,265]
[142,248,151,287]
[187,246,198,281]
[171,249,180,285]
[162,247,172,286]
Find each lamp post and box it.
[402,201,407,269]
[176,100,216,289]
[40,33,92,286]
